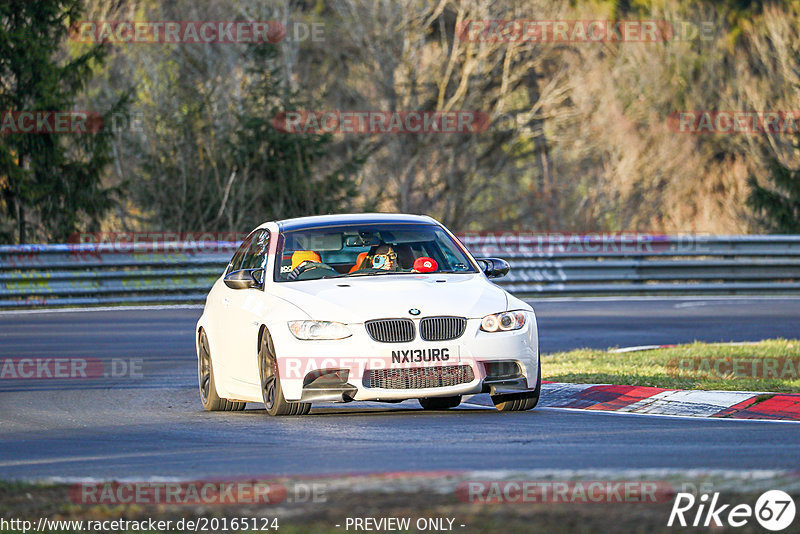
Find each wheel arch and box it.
[257,324,268,354]
[196,325,206,360]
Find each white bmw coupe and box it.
[196,214,540,416]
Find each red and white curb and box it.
[467,384,800,421]
[538,342,800,420]
[539,383,800,421]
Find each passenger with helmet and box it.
[365,244,399,271]
[356,244,436,273]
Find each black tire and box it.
[419,396,462,410]
[259,329,311,416]
[198,330,246,412]
[491,356,541,412]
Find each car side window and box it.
[227,233,256,274]
[241,230,270,271]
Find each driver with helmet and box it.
[288,250,324,280]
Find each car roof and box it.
[274,213,439,232]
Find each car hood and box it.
[269,273,513,323]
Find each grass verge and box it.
[542,339,800,392]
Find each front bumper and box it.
[271,314,539,402]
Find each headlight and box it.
[480,311,526,332]
[288,321,352,340]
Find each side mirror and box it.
[224,268,264,290]
[476,258,510,279]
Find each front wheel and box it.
[259,330,311,416]
[491,357,541,412]
[198,330,245,412]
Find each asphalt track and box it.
[1,297,799,480]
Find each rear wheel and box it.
[259,330,311,416]
[419,396,461,410]
[491,357,541,412]
[198,330,246,411]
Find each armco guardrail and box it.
[462,234,800,295]
[0,242,237,308]
[1,235,799,308]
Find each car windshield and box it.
[275,223,477,282]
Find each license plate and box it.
[385,346,459,365]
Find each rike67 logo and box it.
[668,490,796,531]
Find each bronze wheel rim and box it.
[259,335,277,410]
[198,334,211,403]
